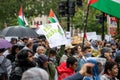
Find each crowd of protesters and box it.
[0,36,120,80]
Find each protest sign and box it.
[37,23,67,48]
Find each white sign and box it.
[105,35,111,42]
[81,32,97,41]
[97,35,101,41]
[38,23,67,48]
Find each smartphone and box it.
[86,66,93,74]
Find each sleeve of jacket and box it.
[64,72,84,80]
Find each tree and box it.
[72,0,107,35]
[0,0,60,29]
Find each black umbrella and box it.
[1,26,39,38]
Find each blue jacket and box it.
[83,58,100,80]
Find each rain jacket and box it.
[83,58,100,80]
[57,62,75,80]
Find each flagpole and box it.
[101,12,105,40]
[82,5,90,48]
[117,18,119,32]
[117,18,119,39]
[67,0,70,31]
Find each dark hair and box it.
[49,49,57,55]
[32,43,39,53]
[104,61,117,74]
[115,55,120,63]
[26,42,33,47]
[10,38,17,44]
[17,49,31,60]
[66,57,77,68]
[74,44,82,51]
[35,55,48,68]
[81,46,91,52]
[11,45,19,55]
[0,48,6,53]
[100,47,111,58]
[22,37,28,41]
[17,49,35,67]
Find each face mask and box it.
[49,56,56,63]
[84,52,92,57]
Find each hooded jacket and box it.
[83,58,100,80]
[57,62,75,80]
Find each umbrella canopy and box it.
[0,39,12,49]
[1,26,39,38]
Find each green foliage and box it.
[0,0,118,38]
[72,0,107,35]
[0,0,60,29]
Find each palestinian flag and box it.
[18,6,28,27]
[48,9,65,37]
[48,9,59,23]
[89,0,120,18]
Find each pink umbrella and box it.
[0,39,12,49]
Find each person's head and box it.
[32,43,39,53]
[100,47,112,59]
[49,49,57,58]
[36,55,49,69]
[74,44,82,53]
[21,67,49,80]
[104,61,118,77]
[22,37,29,45]
[111,43,117,50]
[26,42,33,50]
[66,57,77,71]
[65,44,74,54]
[36,46,45,55]
[10,38,17,45]
[104,42,111,48]
[45,40,49,49]
[11,44,20,55]
[82,46,92,57]
[0,48,6,55]
[17,49,36,67]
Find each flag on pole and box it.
[48,9,59,23]
[18,6,28,27]
[48,9,66,39]
[89,0,120,18]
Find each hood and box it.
[87,57,106,80]
[87,58,100,80]
[57,62,75,74]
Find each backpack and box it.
[0,56,8,80]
